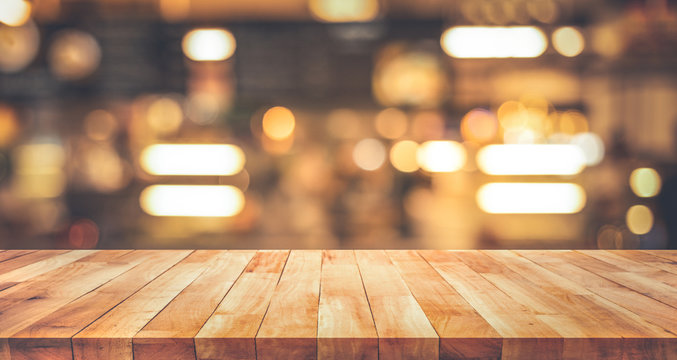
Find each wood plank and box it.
[355,250,438,360]
[317,250,377,360]
[517,250,677,359]
[195,250,289,360]
[569,250,677,309]
[643,250,677,263]
[0,250,150,359]
[8,250,192,360]
[387,250,502,359]
[420,250,563,360]
[479,250,674,360]
[398,250,505,358]
[0,250,70,291]
[0,251,37,265]
[257,250,322,360]
[133,250,255,360]
[72,250,221,360]
[614,251,677,274]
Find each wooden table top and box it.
[0,250,675,360]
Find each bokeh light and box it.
[49,30,102,80]
[417,141,466,173]
[557,110,588,134]
[353,138,386,171]
[140,185,245,217]
[68,219,99,248]
[626,205,653,235]
[389,140,419,173]
[460,108,498,143]
[570,132,604,166]
[629,168,661,198]
[375,108,408,140]
[147,96,184,135]
[596,225,623,249]
[441,26,547,58]
[0,104,20,147]
[552,26,585,57]
[141,144,245,176]
[182,28,236,61]
[308,0,379,23]
[373,48,446,107]
[477,183,586,214]
[84,110,118,141]
[477,144,586,175]
[262,106,296,141]
[0,20,39,73]
[0,0,32,27]
[12,143,66,198]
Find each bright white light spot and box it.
[0,0,31,27]
[477,183,586,214]
[477,144,586,175]
[140,144,245,176]
[182,28,236,61]
[140,185,244,217]
[441,26,547,58]
[417,141,467,173]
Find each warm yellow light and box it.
[460,108,498,143]
[140,185,244,217]
[262,106,295,140]
[375,108,408,139]
[417,141,466,173]
[0,21,40,73]
[353,138,386,171]
[140,144,245,176]
[182,28,236,61]
[0,0,32,27]
[309,0,379,23]
[159,0,190,22]
[441,26,547,58]
[626,205,653,235]
[552,26,584,57]
[147,97,183,135]
[629,168,661,198]
[49,30,102,80]
[12,143,66,198]
[477,144,586,175]
[477,183,586,214]
[390,140,419,173]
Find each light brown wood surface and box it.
[0,249,675,359]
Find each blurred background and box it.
[0,0,676,250]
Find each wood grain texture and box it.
[317,250,377,360]
[355,250,439,360]
[388,250,501,359]
[9,250,192,360]
[72,250,216,360]
[195,250,289,360]
[0,249,675,360]
[134,250,255,360]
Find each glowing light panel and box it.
[477,183,586,214]
[441,26,547,58]
[140,144,245,176]
[140,185,244,217]
[477,144,586,175]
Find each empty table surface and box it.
[0,249,675,359]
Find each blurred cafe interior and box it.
[0,0,676,250]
